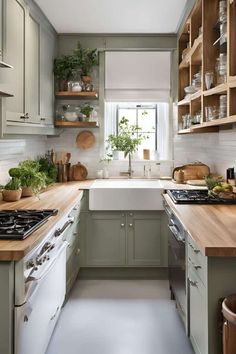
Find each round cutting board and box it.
[76,131,95,149]
[72,162,88,181]
[186,179,207,186]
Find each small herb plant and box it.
[53,55,79,81]
[107,117,147,157]
[80,104,94,118]
[9,160,46,195]
[4,178,21,190]
[38,157,58,185]
[204,175,224,190]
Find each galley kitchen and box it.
[1,1,236,354]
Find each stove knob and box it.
[36,257,43,266]
[26,260,35,269]
[46,255,50,261]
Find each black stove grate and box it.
[167,190,236,204]
[0,209,58,239]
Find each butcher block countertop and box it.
[0,182,85,261]
[164,194,236,257]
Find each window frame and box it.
[116,104,158,151]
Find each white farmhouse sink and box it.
[89,179,164,211]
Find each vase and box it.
[113,150,124,160]
[21,186,34,197]
[2,189,22,202]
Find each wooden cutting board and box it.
[187,179,207,186]
[72,162,88,181]
[76,131,95,149]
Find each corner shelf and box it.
[55,91,98,99]
[54,121,99,128]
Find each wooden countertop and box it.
[0,182,84,261]
[164,194,236,257]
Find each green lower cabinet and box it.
[81,211,167,267]
[85,212,126,266]
[127,212,162,266]
[188,267,207,354]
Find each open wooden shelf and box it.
[203,83,228,96]
[178,115,236,134]
[178,125,218,134]
[55,121,99,128]
[55,91,98,98]
[178,91,201,106]
[0,60,13,69]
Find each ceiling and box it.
[35,0,188,34]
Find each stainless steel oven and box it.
[163,200,187,325]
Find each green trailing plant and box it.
[9,160,46,195]
[4,178,21,190]
[53,55,79,81]
[73,42,98,76]
[80,104,94,118]
[38,157,58,186]
[107,117,147,157]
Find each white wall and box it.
[0,137,47,185]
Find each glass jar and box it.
[219,53,227,82]
[205,71,214,90]
[219,95,227,118]
[219,0,227,23]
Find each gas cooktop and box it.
[167,190,236,204]
[0,209,58,240]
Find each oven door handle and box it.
[168,224,185,243]
[55,217,74,237]
[24,241,68,303]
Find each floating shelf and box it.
[203,83,228,96]
[55,91,98,98]
[55,121,99,128]
[0,60,13,69]
[193,115,236,128]
[178,115,236,134]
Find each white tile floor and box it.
[46,280,194,354]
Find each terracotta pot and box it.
[21,186,34,197]
[81,75,92,84]
[2,189,22,202]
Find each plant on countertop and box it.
[80,104,94,119]
[73,42,98,77]
[204,175,224,191]
[107,117,147,157]
[2,178,22,202]
[9,160,46,197]
[38,156,58,185]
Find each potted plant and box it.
[2,178,22,202]
[53,55,79,91]
[80,104,94,121]
[73,42,98,83]
[9,160,46,198]
[107,117,146,160]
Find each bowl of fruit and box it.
[205,175,236,200]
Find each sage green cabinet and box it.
[3,0,26,123]
[127,212,162,266]
[81,210,167,267]
[85,212,126,266]
[1,0,56,134]
[40,25,56,126]
[0,0,3,60]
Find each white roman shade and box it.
[105,51,171,101]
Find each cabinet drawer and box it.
[188,236,207,286]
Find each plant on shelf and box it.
[2,178,22,202]
[53,55,79,91]
[80,104,94,121]
[73,41,98,82]
[9,160,46,198]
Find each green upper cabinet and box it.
[0,0,57,134]
[0,0,3,60]
[3,0,26,122]
[25,9,40,124]
[127,212,162,266]
[40,26,56,126]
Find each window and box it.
[105,102,170,160]
[117,104,157,153]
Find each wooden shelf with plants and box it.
[54,121,99,128]
[177,0,236,134]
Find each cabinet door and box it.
[0,0,2,60]
[86,212,126,266]
[127,212,162,266]
[40,26,56,126]
[188,267,208,354]
[3,0,26,122]
[25,10,40,123]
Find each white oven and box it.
[14,216,74,354]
